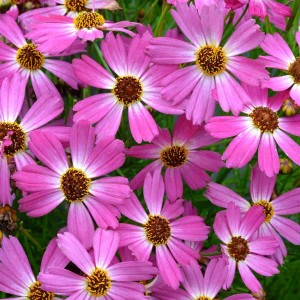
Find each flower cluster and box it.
[0,0,299,299]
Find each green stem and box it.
[21,228,42,251]
[154,3,170,37]
[286,0,300,33]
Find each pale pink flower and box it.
[206,165,300,264]
[39,229,157,299]
[214,203,279,293]
[127,115,224,201]
[206,85,300,177]
[260,33,300,105]
[147,3,268,124]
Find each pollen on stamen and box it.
[160,145,188,168]
[60,167,91,202]
[195,45,226,76]
[74,11,105,30]
[86,268,111,297]
[112,76,143,107]
[65,0,87,12]
[144,215,171,246]
[253,200,274,222]
[27,281,54,300]
[249,106,279,133]
[288,57,300,84]
[0,122,26,156]
[16,44,44,71]
[227,236,250,262]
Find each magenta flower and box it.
[206,165,300,264]
[26,12,136,54]
[118,170,210,289]
[0,14,78,98]
[39,229,157,299]
[226,0,291,21]
[72,32,183,143]
[214,203,279,293]
[19,0,120,26]
[147,3,268,124]
[0,235,66,299]
[205,84,300,177]
[13,121,130,248]
[0,73,63,206]
[126,115,224,201]
[260,33,300,105]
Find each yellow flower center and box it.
[65,0,87,12]
[74,11,105,30]
[16,44,44,71]
[253,200,274,222]
[27,281,54,300]
[249,106,279,133]
[227,236,250,262]
[86,268,111,297]
[195,45,226,76]
[160,145,188,168]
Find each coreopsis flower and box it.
[147,3,268,124]
[0,14,78,98]
[13,121,130,248]
[26,12,136,54]
[73,32,183,143]
[205,84,300,177]
[259,33,300,105]
[19,0,120,26]
[213,203,279,293]
[0,73,63,206]
[118,170,210,289]
[39,229,157,299]
[206,165,300,264]
[126,115,224,201]
[225,0,291,21]
[0,235,67,299]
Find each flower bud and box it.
[281,98,299,116]
[280,158,293,174]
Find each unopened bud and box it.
[252,289,266,300]
[280,158,293,174]
[281,98,299,116]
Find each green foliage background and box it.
[1,0,300,299]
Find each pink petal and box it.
[205,182,250,211]
[19,190,64,217]
[72,54,115,89]
[128,102,159,143]
[0,73,26,122]
[70,121,95,170]
[249,236,279,255]
[271,215,300,244]
[57,232,95,274]
[143,170,164,215]
[258,132,279,177]
[223,128,261,168]
[238,261,262,293]
[0,157,11,205]
[93,228,119,269]
[67,202,94,249]
[279,115,300,136]
[272,189,300,215]
[205,116,250,138]
[250,164,276,203]
[273,129,300,166]
[28,131,68,174]
[246,254,279,276]
[164,167,183,202]
[156,245,182,289]
[290,83,300,105]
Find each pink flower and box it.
[0,73,63,206]
[0,14,78,98]
[118,170,210,289]
[226,0,291,20]
[205,84,300,177]
[0,235,66,298]
[26,12,137,54]
[147,3,268,124]
[13,121,130,248]
[126,115,224,201]
[214,203,279,293]
[260,33,300,105]
[19,0,121,27]
[73,32,183,143]
[206,165,300,264]
[39,229,157,299]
